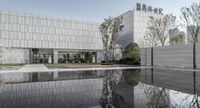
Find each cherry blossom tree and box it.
[100,16,122,62]
[113,44,122,60]
[0,43,9,62]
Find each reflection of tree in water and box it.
[79,71,95,78]
[0,74,6,90]
[100,69,141,108]
[185,94,200,108]
[144,86,170,108]
[100,70,124,108]
[178,94,200,108]
[169,91,200,108]
[123,69,140,86]
[177,72,200,108]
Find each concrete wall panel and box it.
[141,48,152,66]
[141,44,195,68]
[0,10,103,51]
[1,48,29,64]
[53,50,58,64]
[154,44,193,68]
[140,48,146,66]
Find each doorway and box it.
[31,49,53,64]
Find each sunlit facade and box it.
[117,3,163,48]
[0,10,103,64]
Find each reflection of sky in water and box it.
[170,90,200,108]
[134,83,200,108]
[0,69,199,108]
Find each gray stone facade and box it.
[141,43,200,69]
[0,48,29,64]
[0,10,103,64]
[117,9,163,49]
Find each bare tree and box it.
[144,86,171,108]
[181,2,200,44]
[100,16,122,62]
[183,94,200,108]
[145,14,177,47]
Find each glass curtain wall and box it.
[58,52,97,63]
[32,49,53,64]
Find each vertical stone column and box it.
[53,50,58,64]
[29,49,32,64]
[193,43,196,69]
[53,72,58,79]
[141,48,148,66]
[151,47,153,66]
[96,51,103,63]
[92,55,96,63]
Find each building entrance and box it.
[58,51,97,63]
[31,49,53,64]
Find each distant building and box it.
[117,3,163,48]
[0,10,103,64]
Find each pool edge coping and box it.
[0,66,150,74]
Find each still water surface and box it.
[0,68,200,108]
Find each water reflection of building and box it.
[0,69,199,108]
[100,69,142,108]
[0,71,104,108]
[0,70,105,83]
[134,83,148,108]
[0,70,139,108]
[140,68,200,95]
[139,68,200,107]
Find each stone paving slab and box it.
[17,64,49,72]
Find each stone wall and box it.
[0,48,29,64]
[140,68,199,95]
[141,44,200,68]
[141,48,152,66]
[154,44,193,68]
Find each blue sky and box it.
[0,0,198,22]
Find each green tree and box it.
[181,2,200,69]
[123,43,140,64]
[0,43,9,63]
[170,34,185,46]
[100,16,122,62]
[145,14,177,47]
[181,2,200,44]
[123,69,140,86]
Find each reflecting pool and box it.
[0,68,199,108]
